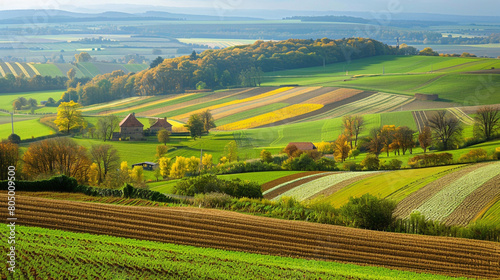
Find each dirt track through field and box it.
[2,194,499,279]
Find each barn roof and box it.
[119,113,144,128]
[286,142,317,151]
[151,117,173,128]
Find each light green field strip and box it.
[16,62,31,77]
[262,173,331,196]
[272,172,378,202]
[81,96,144,112]
[447,108,475,126]
[415,161,500,221]
[27,63,41,75]
[4,62,18,76]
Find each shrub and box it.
[361,154,380,171]
[174,174,262,198]
[459,148,488,163]
[8,134,21,144]
[492,147,500,160]
[343,161,361,171]
[408,153,453,168]
[193,192,234,208]
[315,157,337,171]
[340,194,397,231]
[380,159,403,170]
[260,149,273,163]
[282,153,317,171]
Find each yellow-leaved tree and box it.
[54,101,85,134]
[169,156,188,179]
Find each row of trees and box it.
[0,74,67,94]
[62,38,397,106]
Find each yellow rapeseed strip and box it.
[173,87,294,121]
[27,63,41,75]
[218,104,323,130]
[16,62,31,77]
[5,62,18,76]
[0,64,5,77]
[103,93,197,116]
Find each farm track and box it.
[308,172,380,201]
[257,91,374,127]
[1,194,499,279]
[409,74,446,91]
[261,171,327,192]
[447,108,475,126]
[393,163,488,219]
[412,111,428,132]
[141,87,267,117]
[444,174,500,226]
[263,173,335,200]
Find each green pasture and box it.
[478,198,500,225]
[32,64,64,77]
[0,90,64,111]
[0,118,55,140]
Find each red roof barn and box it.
[150,117,173,134]
[119,113,144,140]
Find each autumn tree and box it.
[54,101,85,134]
[380,125,396,157]
[474,106,500,140]
[334,134,351,162]
[260,149,273,163]
[224,141,238,162]
[342,115,355,148]
[157,128,171,145]
[67,68,76,80]
[368,128,384,156]
[170,156,188,179]
[352,115,365,147]
[419,126,432,153]
[159,157,173,179]
[96,115,119,141]
[199,110,216,133]
[185,114,204,140]
[394,126,416,155]
[156,145,168,159]
[130,166,144,184]
[0,142,19,180]
[283,144,299,158]
[316,141,334,154]
[202,154,213,170]
[428,111,463,150]
[22,138,91,183]
[75,52,92,62]
[89,144,120,185]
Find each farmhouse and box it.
[286,142,317,151]
[119,113,144,140]
[131,162,158,171]
[150,117,173,134]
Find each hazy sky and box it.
[0,0,499,16]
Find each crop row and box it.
[105,93,195,116]
[174,87,294,121]
[218,104,323,130]
[304,88,363,105]
[2,226,464,280]
[415,161,500,221]
[2,194,498,278]
[212,87,320,120]
[263,173,331,196]
[447,108,475,126]
[80,96,144,112]
[272,172,379,202]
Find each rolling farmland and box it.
[1,194,499,279]
[1,225,464,280]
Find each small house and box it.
[150,117,173,134]
[119,113,144,140]
[131,162,159,171]
[286,142,317,151]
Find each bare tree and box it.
[428,111,463,150]
[96,115,119,141]
[394,126,416,155]
[352,115,365,147]
[90,144,120,184]
[474,106,500,140]
[418,126,432,153]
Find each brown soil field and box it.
[307,172,380,201]
[444,174,500,226]
[140,87,267,117]
[1,194,499,279]
[399,99,458,111]
[394,164,487,218]
[458,103,500,114]
[261,171,327,192]
[263,173,336,200]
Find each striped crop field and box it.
[210,87,321,121]
[413,161,500,222]
[1,194,499,279]
[5,62,20,76]
[303,88,364,105]
[217,104,323,130]
[271,171,380,202]
[80,96,147,112]
[32,63,64,77]
[99,94,195,116]
[2,225,466,280]
[172,87,295,121]
[447,107,475,126]
[26,63,41,75]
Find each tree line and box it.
[64,38,397,106]
[0,74,68,93]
